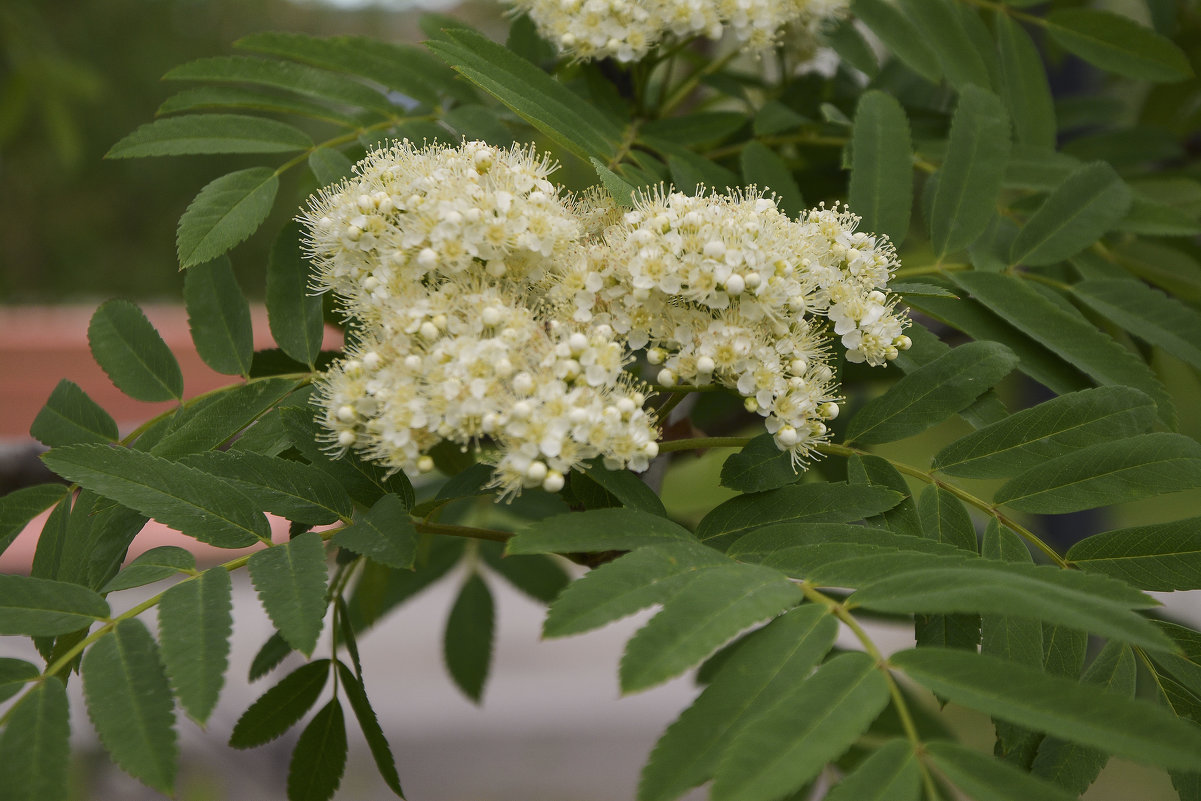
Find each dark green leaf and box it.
[822,15,878,77]
[848,454,922,539]
[151,377,299,459]
[1045,9,1193,82]
[30,379,118,447]
[926,741,1077,801]
[88,300,183,402]
[248,531,328,656]
[444,573,494,703]
[184,256,253,376]
[638,605,838,801]
[995,433,1201,513]
[845,341,1018,445]
[42,444,269,548]
[158,568,232,724]
[331,494,417,570]
[268,222,325,368]
[642,112,745,146]
[1074,279,1201,371]
[508,508,694,555]
[740,142,803,218]
[177,167,278,268]
[182,449,352,526]
[1067,516,1201,590]
[995,14,1056,150]
[286,700,347,801]
[0,677,70,801]
[1009,162,1131,267]
[82,619,178,794]
[101,546,196,593]
[157,86,361,127]
[890,281,956,298]
[249,631,293,681]
[720,434,798,493]
[930,87,1011,257]
[0,658,39,704]
[753,101,808,137]
[825,740,920,801]
[0,484,68,557]
[730,523,962,566]
[1112,239,1201,303]
[710,651,891,801]
[666,150,739,194]
[230,660,330,748]
[897,0,991,90]
[480,542,569,604]
[581,460,666,516]
[107,113,312,158]
[0,574,109,636]
[308,146,353,186]
[850,0,942,83]
[918,486,978,553]
[849,90,912,244]
[335,663,404,797]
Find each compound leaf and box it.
[177,167,278,268]
[229,660,330,748]
[444,573,494,703]
[184,256,254,376]
[158,567,233,724]
[88,300,182,402]
[0,676,70,801]
[248,531,328,656]
[286,699,348,801]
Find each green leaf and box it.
[848,454,923,539]
[426,30,620,161]
[107,113,312,158]
[1044,9,1193,83]
[1067,516,1201,590]
[101,546,196,593]
[508,508,694,555]
[157,86,362,127]
[158,568,232,727]
[480,542,570,604]
[930,87,1011,257]
[1074,279,1201,371]
[710,651,891,801]
[1112,239,1201,303]
[620,563,803,693]
[638,605,838,801]
[335,662,404,797]
[666,150,739,195]
[849,90,913,244]
[267,222,326,367]
[29,491,147,592]
[753,101,808,137]
[592,158,636,208]
[248,631,293,681]
[730,523,961,566]
[182,450,352,526]
[30,379,118,447]
[581,461,666,517]
[42,443,269,548]
[0,677,70,801]
[850,0,942,84]
[995,432,1201,513]
[1152,622,1201,700]
[308,146,353,186]
[926,741,1077,801]
[0,658,39,704]
[822,15,878,77]
[1031,641,1135,795]
[995,13,1056,150]
[0,574,109,636]
[845,341,1018,445]
[544,542,727,638]
[893,647,1201,770]
[918,486,978,553]
[248,531,328,656]
[897,0,991,90]
[951,271,1174,426]
[444,573,494,703]
[184,256,253,376]
[825,740,920,801]
[1009,162,1131,267]
[933,386,1156,478]
[82,619,178,794]
[177,167,278,268]
[720,434,798,493]
[642,112,746,146]
[0,484,68,557]
[88,300,183,402]
[151,377,299,459]
[696,482,903,551]
[286,700,347,801]
[229,660,330,748]
[164,55,396,116]
[331,494,417,570]
[740,141,803,218]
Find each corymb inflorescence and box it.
[301,139,908,496]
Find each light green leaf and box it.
[951,271,1174,426]
[696,482,903,550]
[711,651,891,801]
[152,378,299,459]
[177,167,278,268]
[286,699,347,801]
[0,484,68,557]
[507,508,694,555]
[638,605,838,801]
[1112,239,1201,303]
[0,677,70,801]
[182,450,352,526]
[918,486,978,553]
[230,660,330,748]
[889,281,956,298]
[1067,516,1201,590]
[850,0,942,83]
[825,740,920,801]
[995,433,1201,513]
[740,141,803,218]
[42,443,269,548]
[1009,162,1131,267]
[0,574,109,636]
[30,379,118,448]
[930,87,1011,257]
[845,341,1018,445]
[933,386,1156,478]
[897,0,991,90]
[592,158,636,208]
[444,573,494,703]
[101,546,196,593]
[620,563,803,693]
[107,113,312,158]
[248,531,328,656]
[995,13,1056,150]
[926,741,1077,801]
[331,494,417,570]
[157,86,361,127]
[82,619,178,794]
[335,663,404,797]
[308,146,353,186]
[479,541,570,604]
[267,222,325,368]
[0,658,40,704]
[893,647,1201,770]
[1074,279,1201,371]
[720,434,798,493]
[184,256,253,376]
[88,300,183,402]
[158,567,233,724]
[849,90,912,244]
[1044,9,1193,82]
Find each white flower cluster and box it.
[302,139,906,494]
[509,0,849,62]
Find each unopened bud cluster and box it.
[510,0,849,62]
[302,140,906,495]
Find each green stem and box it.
[414,520,512,544]
[1017,271,1073,293]
[272,115,436,179]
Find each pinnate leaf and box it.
[183,449,352,525]
[267,222,325,367]
[0,659,39,704]
[158,567,233,724]
[849,90,912,244]
[177,167,278,268]
[1073,279,1201,371]
[151,377,300,459]
[107,113,312,158]
[918,486,978,553]
[30,379,118,447]
[1067,516,1201,591]
[0,484,68,558]
[508,508,694,555]
[248,631,293,682]
[825,740,920,801]
[0,677,70,801]
[335,662,404,797]
[230,660,330,748]
[249,531,328,656]
[286,700,348,801]
[996,13,1056,150]
[88,300,183,402]
[0,574,109,636]
[444,573,494,703]
[897,0,991,90]
[1009,162,1131,267]
[582,460,666,516]
[480,541,570,604]
[719,434,797,493]
[101,546,196,593]
[1045,9,1193,82]
[925,741,1077,801]
[850,0,941,83]
[331,494,417,570]
[184,256,253,376]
